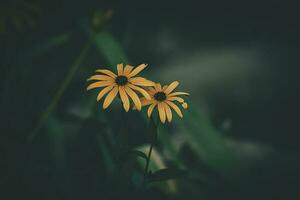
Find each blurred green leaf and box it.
[136,146,178,193]
[131,171,144,187]
[158,126,183,167]
[47,117,66,171]
[94,31,129,66]
[23,33,70,59]
[148,168,187,183]
[97,134,116,175]
[46,117,71,193]
[183,105,237,173]
[129,150,148,161]
[28,38,93,142]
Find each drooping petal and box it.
[182,102,188,109]
[97,85,114,101]
[87,81,114,90]
[124,86,142,111]
[158,103,166,123]
[168,92,190,97]
[103,86,119,109]
[129,77,155,86]
[154,83,162,91]
[163,102,172,122]
[167,96,185,103]
[124,65,134,76]
[128,64,147,77]
[147,103,157,117]
[95,69,117,78]
[119,86,130,112]
[87,75,114,81]
[164,81,179,94]
[128,84,151,100]
[165,100,183,118]
[117,63,124,75]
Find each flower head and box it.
[140,81,190,123]
[87,63,155,111]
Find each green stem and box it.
[142,120,158,186]
[28,36,95,142]
[143,140,154,181]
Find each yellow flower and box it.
[87,63,155,111]
[140,81,190,123]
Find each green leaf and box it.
[183,104,237,173]
[47,117,66,171]
[94,31,129,66]
[157,125,183,167]
[23,33,70,59]
[129,150,148,161]
[117,150,148,165]
[46,117,72,192]
[96,134,116,175]
[148,168,187,183]
[131,172,144,187]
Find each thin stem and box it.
[143,140,154,180]
[142,119,158,186]
[28,36,95,142]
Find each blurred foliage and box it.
[1,0,300,200]
[0,0,40,32]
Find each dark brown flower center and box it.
[154,92,166,101]
[115,75,128,86]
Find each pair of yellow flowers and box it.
[87,64,189,123]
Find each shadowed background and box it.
[0,0,299,199]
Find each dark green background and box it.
[1,0,299,199]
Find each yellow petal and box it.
[124,65,134,76]
[165,100,183,118]
[158,103,166,123]
[167,96,185,103]
[164,81,179,94]
[87,81,114,90]
[119,86,130,112]
[95,69,117,78]
[182,102,188,109]
[154,83,162,91]
[117,63,124,75]
[103,86,119,109]
[128,84,151,100]
[141,98,153,106]
[97,85,114,101]
[132,98,152,110]
[168,92,190,97]
[147,90,155,96]
[124,86,142,111]
[162,85,168,91]
[128,64,147,77]
[87,75,114,81]
[163,102,172,122]
[148,87,157,94]
[147,103,157,117]
[129,77,155,86]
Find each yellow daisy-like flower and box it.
[87,63,155,111]
[140,81,190,123]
